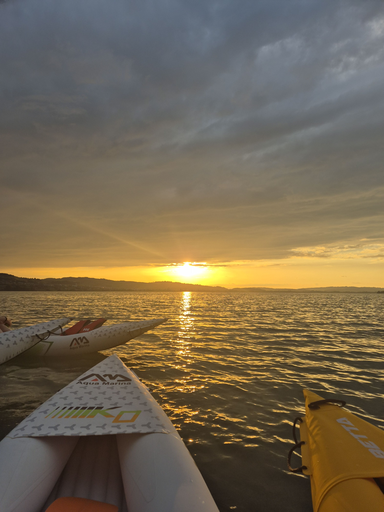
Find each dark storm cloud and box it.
[1,0,384,267]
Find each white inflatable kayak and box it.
[23,318,167,358]
[0,318,71,365]
[0,355,219,512]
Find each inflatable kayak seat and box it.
[79,318,107,332]
[61,320,91,336]
[46,496,118,512]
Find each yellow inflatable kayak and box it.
[288,389,384,512]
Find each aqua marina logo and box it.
[78,373,132,385]
[70,336,90,349]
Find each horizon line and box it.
[1,273,383,292]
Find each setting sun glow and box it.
[167,262,209,281]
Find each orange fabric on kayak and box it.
[301,389,384,512]
[46,496,118,512]
[61,320,90,335]
[79,318,107,332]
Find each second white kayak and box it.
[23,318,167,358]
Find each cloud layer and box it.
[1,0,384,270]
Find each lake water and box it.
[1,291,384,512]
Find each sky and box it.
[1,0,384,288]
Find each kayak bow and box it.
[0,354,219,512]
[289,389,384,512]
[23,318,167,358]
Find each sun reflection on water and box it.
[176,291,194,357]
[171,291,208,395]
[179,291,193,334]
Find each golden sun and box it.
[170,262,208,281]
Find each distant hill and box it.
[231,286,384,293]
[0,273,226,292]
[0,274,382,293]
[297,286,384,293]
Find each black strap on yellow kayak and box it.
[288,417,307,473]
[292,416,302,444]
[308,399,346,410]
[288,398,346,473]
[288,441,307,473]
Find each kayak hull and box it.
[23,319,167,358]
[0,318,71,365]
[291,389,384,512]
[0,355,219,512]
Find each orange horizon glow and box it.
[1,254,384,289]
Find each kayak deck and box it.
[0,355,219,512]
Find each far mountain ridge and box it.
[0,274,226,292]
[0,274,382,293]
[231,286,384,293]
